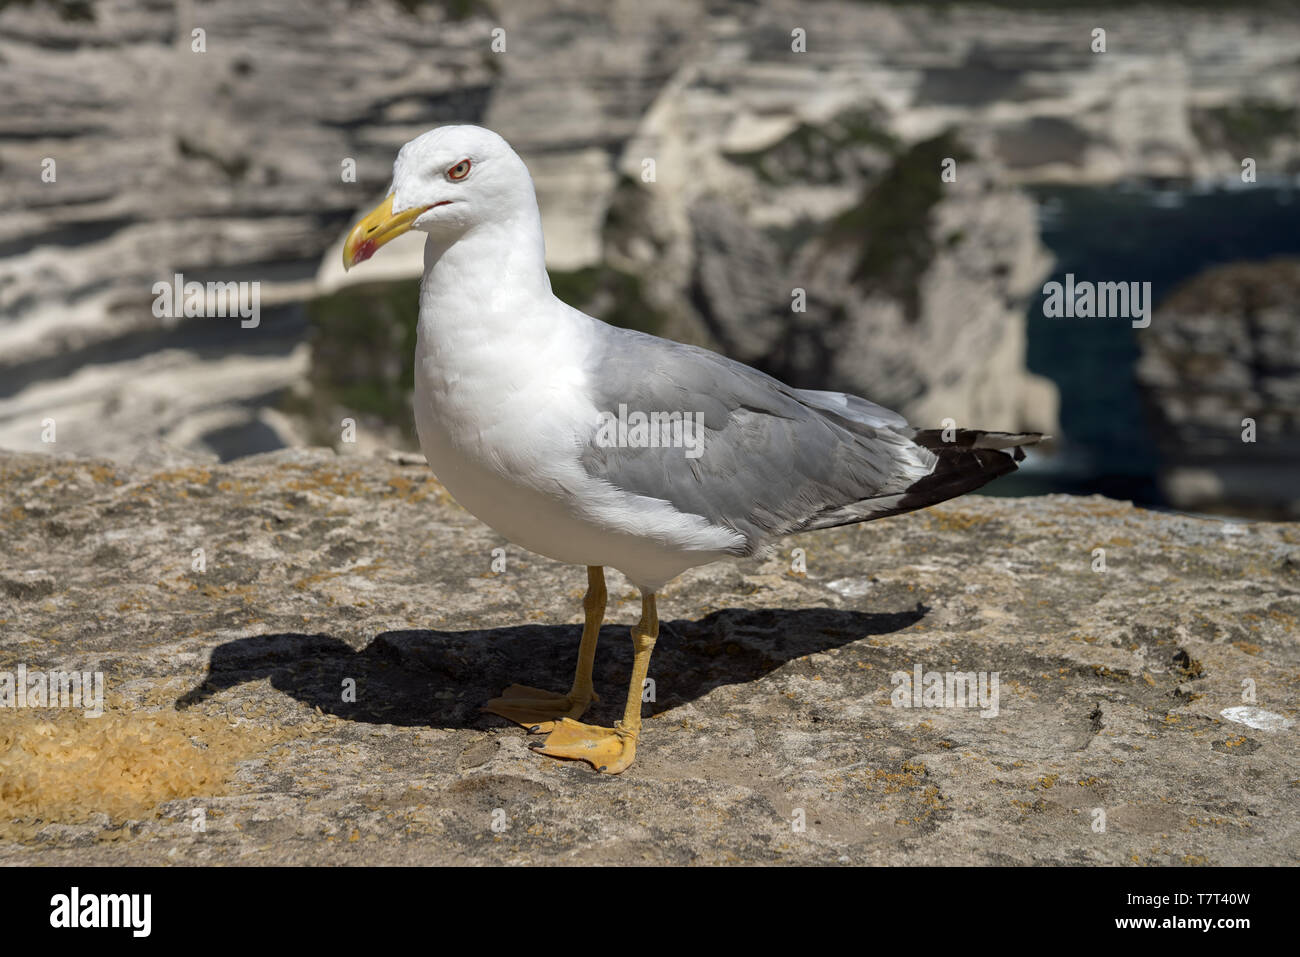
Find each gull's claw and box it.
[530,717,637,774]
[482,683,596,733]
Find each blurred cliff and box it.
[2,0,1299,515]
[1137,259,1300,518]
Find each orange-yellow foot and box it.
[530,717,637,774]
[482,684,596,733]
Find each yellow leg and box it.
[483,566,605,732]
[532,590,658,774]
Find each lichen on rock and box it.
[0,447,1295,864]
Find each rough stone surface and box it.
[1,448,1296,865]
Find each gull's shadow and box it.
[175,604,926,726]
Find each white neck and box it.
[418,208,553,333]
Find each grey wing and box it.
[788,387,912,432]
[578,323,939,555]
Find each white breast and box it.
[410,296,737,591]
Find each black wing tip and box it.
[912,428,1045,452]
[807,443,1024,532]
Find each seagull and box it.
[342,125,1042,773]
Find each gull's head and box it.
[342,125,531,270]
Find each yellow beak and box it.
[342,195,430,270]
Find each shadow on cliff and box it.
[175,604,926,727]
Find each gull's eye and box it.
[447,159,471,181]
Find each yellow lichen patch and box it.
[384,475,451,505]
[279,466,369,500]
[924,508,991,533]
[0,702,302,841]
[1092,665,1127,681]
[148,467,213,486]
[199,582,258,602]
[291,559,387,592]
[87,464,119,484]
[1011,798,1047,813]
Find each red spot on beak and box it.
[352,239,378,265]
